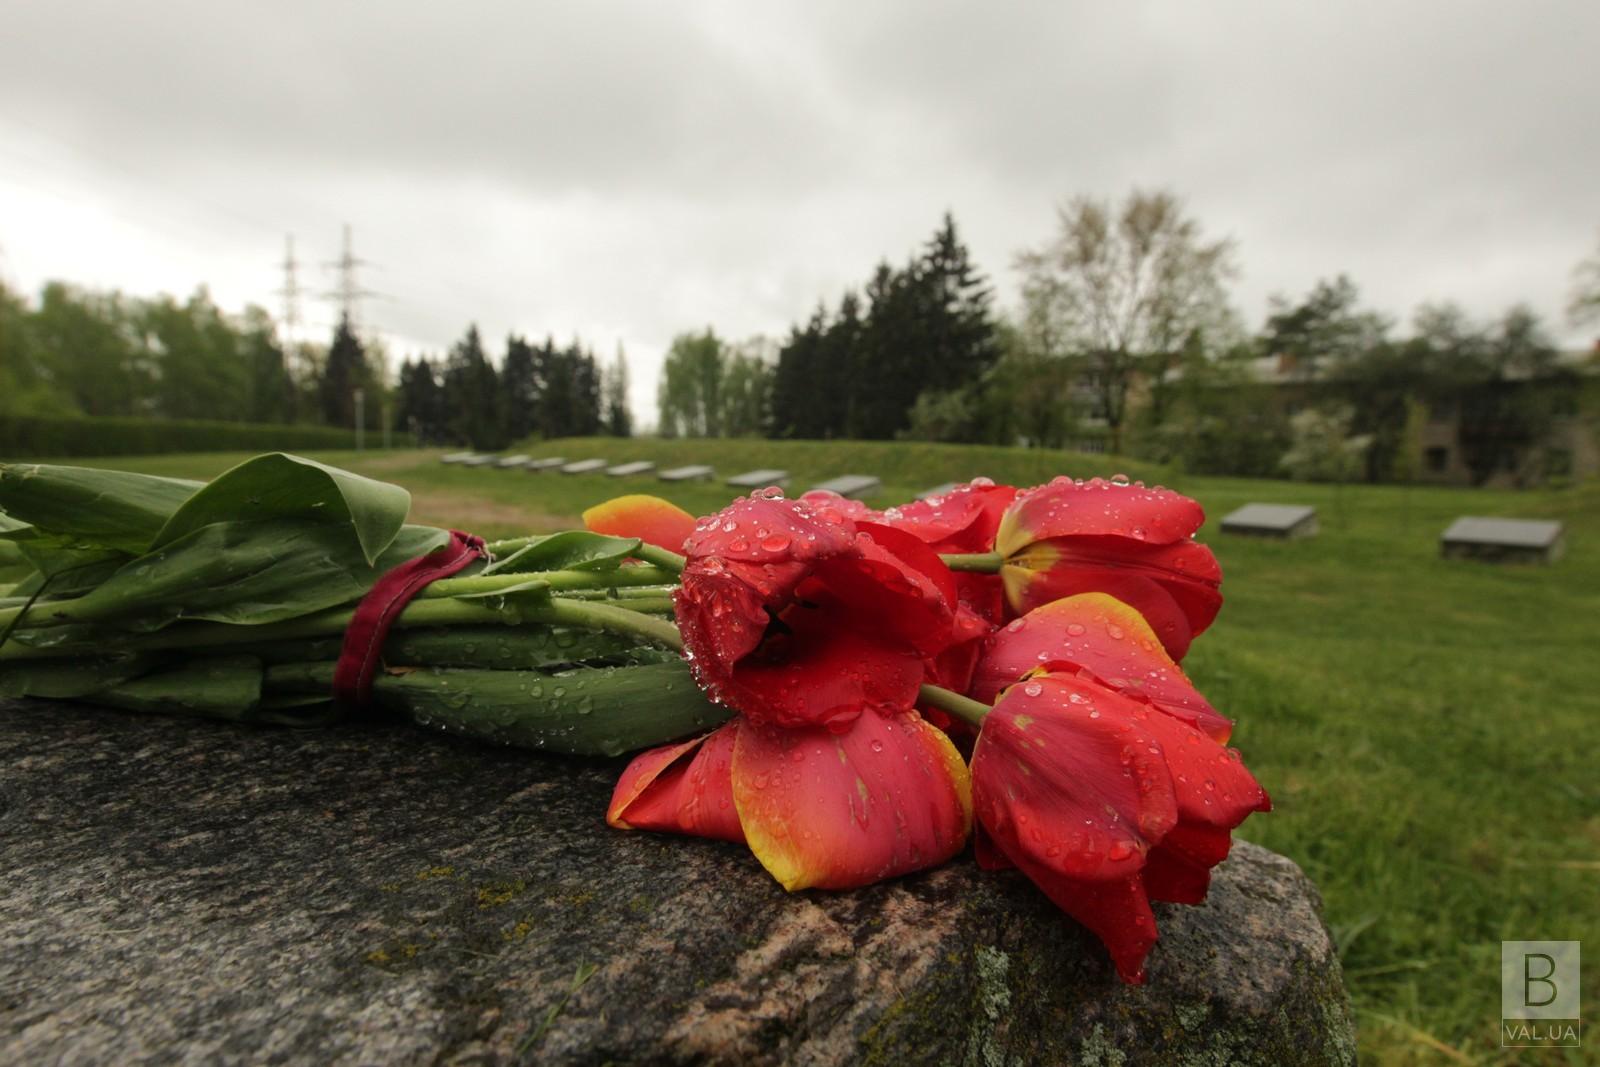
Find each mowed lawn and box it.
[22,440,1600,1065]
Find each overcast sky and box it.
[2,1,1597,424]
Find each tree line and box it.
[0,278,631,451]
[1,280,303,424]
[394,329,630,450]
[8,193,1596,485]
[656,194,1598,486]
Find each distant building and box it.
[1174,348,1599,486]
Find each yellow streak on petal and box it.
[917,718,973,836]
[995,504,1030,558]
[1001,563,1041,613]
[1034,592,1168,652]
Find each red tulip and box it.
[583,493,697,553]
[880,479,1018,626]
[674,491,981,729]
[968,670,1270,982]
[995,477,1221,660]
[608,708,971,890]
[971,592,1233,742]
[607,719,744,842]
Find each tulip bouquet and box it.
[0,454,1268,982]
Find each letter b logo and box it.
[1503,941,1579,1019]
[1524,953,1557,1007]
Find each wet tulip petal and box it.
[972,593,1232,741]
[882,481,1018,552]
[798,489,880,523]
[676,494,971,726]
[684,494,856,564]
[583,494,698,553]
[973,822,1015,871]
[1002,537,1222,661]
[1141,845,1213,905]
[1003,847,1159,984]
[731,710,971,891]
[712,609,926,729]
[1136,712,1272,828]
[607,721,744,842]
[996,477,1206,557]
[971,674,1179,882]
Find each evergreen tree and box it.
[536,337,571,438]
[919,212,999,393]
[819,293,861,437]
[502,335,539,441]
[440,324,503,448]
[853,260,920,439]
[604,345,633,437]
[320,314,368,428]
[576,345,604,436]
[242,307,294,423]
[395,357,445,443]
[770,306,827,438]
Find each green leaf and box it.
[0,524,129,587]
[484,531,642,574]
[88,655,266,721]
[68,519,447,630]
[236,625,668,670]
[0,654,156,698]
[377,658,730,757]
[152,453,412,565]
[0,462,200,553]
[450,578,552,600]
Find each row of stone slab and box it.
[440,453,1566,562]
[1220,504,1565,563]
[440,452,886,498]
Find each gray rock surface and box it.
[0,698,1355,1066]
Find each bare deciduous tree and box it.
[1567,229,1600,329]
[1015,189,1237,452]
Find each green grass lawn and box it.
[15,439,1600,1064]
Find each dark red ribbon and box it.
[332,529,487,709]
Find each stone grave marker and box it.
[658,465,715,483]
[727,469,789,489]
[1221,504,1319,540]
[1440,516,1564,563]
[809,475,881,499]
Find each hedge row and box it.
[0,415,412,459]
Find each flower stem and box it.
[939,551,1004,573]
[631,543,687,574]
[0,597,683,660]
[918,683,992,729]
[423,565,677,599]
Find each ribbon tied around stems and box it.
[332,529,487,708]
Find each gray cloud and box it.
[2,1,1597,422]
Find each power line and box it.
[275,234,302,341]
[275,233,321,379]
[321,223,380,332]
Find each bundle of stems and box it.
[0,454,729,755]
